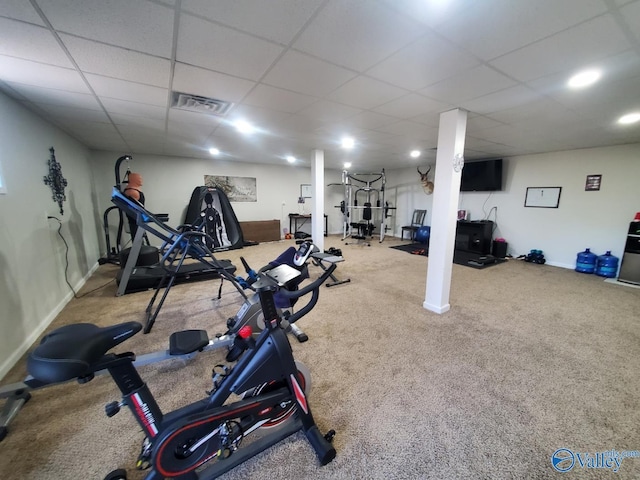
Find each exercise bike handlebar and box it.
[276,262,336,324]
[277,262,336,301]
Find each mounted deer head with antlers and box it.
[417,166,434,195]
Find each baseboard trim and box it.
[0,262,99,380]
[423,301,451,314]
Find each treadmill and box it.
[111,188,236,297]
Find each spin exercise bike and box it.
[0,241,330,442]
[27,259,338,479]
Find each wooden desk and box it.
[288,214,327,237]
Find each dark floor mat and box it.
[389,244,428,256]
[453,250,507,269]
[390,244,507,269]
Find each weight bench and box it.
[310,252,351,287]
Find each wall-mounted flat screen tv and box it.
[460,158,503,192]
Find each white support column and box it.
[424,108,467,314]
[311,149,325,252]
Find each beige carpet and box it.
[1,236,639,479]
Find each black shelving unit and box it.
[618,221,640,285]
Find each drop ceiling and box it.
[0,0,639,170]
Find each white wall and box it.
[0,91,99,378]
[386,144,640,269]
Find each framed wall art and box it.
[585,174,602,191]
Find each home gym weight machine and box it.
[336,169,395,245]
[0,241,342,442]
[26,258,338,479]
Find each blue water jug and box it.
[576,248,597,274]
[595,251,619,278]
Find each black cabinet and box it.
[455,220,494,255]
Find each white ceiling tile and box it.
[243,84,317,113]
[292,0,425,72]
[120,125,167,142]
[613,0,638,7]
[460,85,544,115]
[262,50,357,97]
[488,99,579,125]
[328,76,408,110]
[490,14,632,82]
[181,0,324,45]
[344,111,399,130]
[0,18,73,68]
[37,0,174,57]
[466,115,507,132]
[565,76,640,124]
[0,56,89,92]
[172,63,256,102]
[620,1,640,41]
[53,119,120,137]
[380,0,482,29]
[223,105,293,133]
[526,51,640,106]
[101,97,166,119]
[60,35,171,88]
[296,101,362,125]
[111,113,165,130]
[166,123,215,144]
[374,120,437,140]
[4,82,101,110]
[167,109,224,127]
[34,103,110,122]
[366,31,479,91]
[373,94,451,119]
[0,0,637,170]
[177,14,284,81]
[434,0,609,60]
[86,74,168,106]
[0,0,45,25]
[420,65,517,104]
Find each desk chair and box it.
[401,209,427,242]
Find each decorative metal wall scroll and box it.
[43,147,68,215]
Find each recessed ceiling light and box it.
[410,150,421,158]
[567,69,601,89]
[286,155,296,163]
[209,147,220,156]
[618,112,640,125]
[234,120,255,134]
[344,162,352,169]
[341,137,355,149]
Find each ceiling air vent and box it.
[171,91,233,116]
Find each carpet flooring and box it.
[2,236,639,479]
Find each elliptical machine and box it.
[27,259,338,479]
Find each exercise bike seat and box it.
[28,322,142,384]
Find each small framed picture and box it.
[585,174,601,191]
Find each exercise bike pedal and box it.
[105,401,121,417]
[325,429,336,442]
